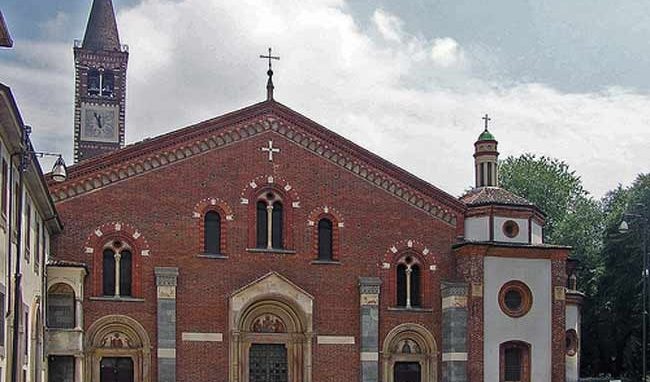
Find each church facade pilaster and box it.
[155,267,179,382]
[359,277,381,382]
[441,281,469,382]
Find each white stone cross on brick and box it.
[261,140,280,161]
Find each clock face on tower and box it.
[80,104,120,143]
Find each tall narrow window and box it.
[24,202,31,261]
[396,256,421,308]
[317,218,333,260]
[1,159,7,216]
[103,249,116,296]
[102,71,114,97]
[34,219,41,273]
[487,162,493,185]
[396,264,407,306]
[0,292,5,346]
[204,211,221,254]
[23,311,28,357]
[256,201,268,248]
[410,264,421,307]
[120,250,132,297]
[87,69,100,96]
[272,201,283,249]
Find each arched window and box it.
[88,69,100,95]
[47,283,75,329]
[500,341,530,382]
[204,211,221,254]
[256,192,284,250]
[396,256,421,308]
[317,218,333,260]
[102,241,133,298]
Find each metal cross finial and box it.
[482,114,491,131]
[260,47,280,100]
[261,140,280,161]
[260,47,280,72]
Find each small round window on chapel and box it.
[502,220,520,238]
[499,281,532,318]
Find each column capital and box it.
[155,267,179,287]
[441,281,468,298]
[358,277,381,294]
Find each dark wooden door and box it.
[100,357,134,382]
[249,344,288,382]
[394,362,421,382]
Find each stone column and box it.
[359,277,381,382]
[155,267,179,382]
[441,281,469,382]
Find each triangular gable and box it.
[49,100,465,226]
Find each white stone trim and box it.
[157,348,176,358]
[181,332,223,342]
[442,296,468,309]
[442,352,468,362]
[360,352,379,361]
[317,336,355,345]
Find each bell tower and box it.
[73,0,128,163]
[474,114,499,187]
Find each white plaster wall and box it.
[493,216,529,243]
[566,304,580,382]
[464,216,489,241]
[484,257,552,382]
[531,221,543,244]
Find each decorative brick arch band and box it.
[83,222,151,297]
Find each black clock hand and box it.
[94,112,103,129]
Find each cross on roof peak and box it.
[260,47,280,101]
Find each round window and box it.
[565,329,578,356]
[499,281,532,318]
[503,220,520,238]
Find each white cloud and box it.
[430,37,465,67]
[1,0,649,199]
[372,9,404,42]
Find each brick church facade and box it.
[43,1,583,382]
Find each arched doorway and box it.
[229,272,313,382]
[382,323,437,382]
[85,315,151,382]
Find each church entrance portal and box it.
[249,344,288,382]
[394,362,421,382]
[100,357,134,382]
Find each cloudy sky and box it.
[1,0,649,198]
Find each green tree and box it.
[593,174,650,379]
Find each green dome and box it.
[478,129,495,141]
